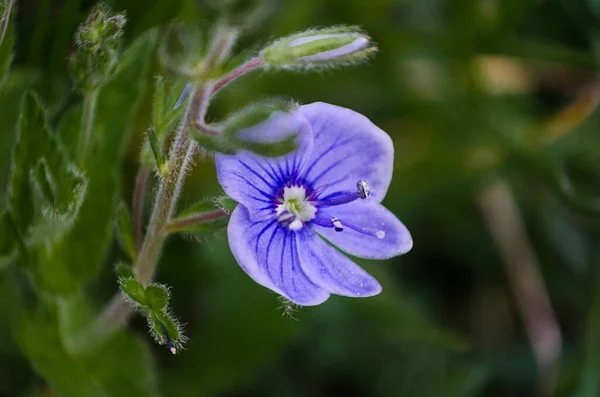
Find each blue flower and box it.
[215,102,413,305]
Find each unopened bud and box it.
[261,26,376,69]
[69,3,127,90]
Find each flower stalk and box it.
[70,27,240,354]
[166,208,229,233]
[77,88,99,167]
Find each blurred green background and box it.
[3,0,600,396]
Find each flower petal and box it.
[299,102,394,202]
[296,231,382,297]
[227,205,330,305]
[315,201,412,259]
[215,110,314,221]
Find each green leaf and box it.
[49,30,157,285]
[0,210,15,267]
[214,195,237,214]
[119,277,147,306]
[114,261,135,279]
[115,201,136,260]
[5,92,88,293]
[14,295,157,397]
[14,311,108,397]
[141,76,187,168]
[147,310,185,351]
[221,100,292,136]
[144,284,169,311]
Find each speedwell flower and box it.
[216,102,412,305]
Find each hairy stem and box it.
[77,88,99,167]
[166,209,228,232]
[70,27,240,353]
[213,56,264,94]
[69,86,203,353]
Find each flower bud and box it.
[261,26,376,69]
[69,3,127,91]
[193,100,300,157]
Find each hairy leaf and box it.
[49,31,157,286]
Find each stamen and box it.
[315,180,371,207]
[311,214,385,239]
[331,217,343,232]
[288,218,303,230]
[345,222,386,239]
[357,180,370,199]
[276,210,295,223]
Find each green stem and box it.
[0,0,14,46]
[70,27,239,353]
[77,88,99,167]
[166,209,229,233]
[69,86,203,353]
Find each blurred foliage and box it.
[2,0,600,396]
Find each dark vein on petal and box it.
[239,160,277,191]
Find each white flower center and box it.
[275,186,317,231]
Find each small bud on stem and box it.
[261,26,376,70]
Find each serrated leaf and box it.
[6,93,88,293]
[119,277,147,306]
[115,201,136,260]
[49,30,157,285]
[144,284,169,311]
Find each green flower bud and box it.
[261,26,376,70]
[69,3,127,91]
[193,100,299,157]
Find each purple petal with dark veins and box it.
[299,102,394,202]
[314,201,412,259]
[296,230,382,297]
[215,110,314,221]
[228,205,330,305]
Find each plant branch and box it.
[77,88,99,167]
[213,56,264,94]
[70,27,239,354]
[166,209,229,232]
[478,181,562,397]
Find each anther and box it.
[357,180,370,199]
[315,180,371,207]
[331,217,344,232]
